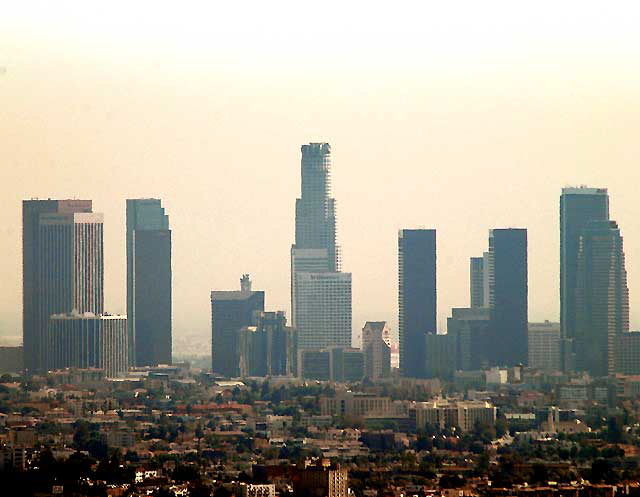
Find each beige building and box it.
[528,321,561,371]
[362,321,391,380]
[238,483,276,497]
[320,391,392,418]
[293,459,348,497]
[414,399,496,432]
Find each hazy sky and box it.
[2,2,640,347]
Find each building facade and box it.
[398,229,437,378]
[291,143,352,353]
[0,347,23,373]
[294,143,339,271]
[560,187,609,361]
[211,275,265,377]
[298,349,332,381]
[575,220,629,377]
[126,198,172,367]
[330,348,365,382]
[414,399,496,432]
[362,321,391,380]
[298,347,364,382]
[237,311,297,377]
[22,200,104,372]
[615,332,640,375]
[295,272,352,350]
[528,321,561,371]
[425,333,456,379]
[320,391,392,418]
[447,307,490,371]
[22,199,92,371]
[48,312,128,378]
[470,256,485,308]
[487,228,528,366]
[293,460,348,497]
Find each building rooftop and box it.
[561,186,608,195]
[210,290,263,301]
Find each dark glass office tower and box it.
[126,199,172,367]
[488,228,528,366]
[575,220,629,377]
[398,229,437,378]
[22,199,99,372]
[211,275,265,377]
[560,188,609,343]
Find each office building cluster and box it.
[208,145,638,381]
[408,186,637,380]
[20,146,639,382]
[21,198,172,377]
[212,144,391,381]
[398,227,528,379]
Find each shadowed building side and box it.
[560,187,609,370]
[575,220,628,377]
[133,229,172,366]
[488,228,528,367]
[126,198,172,367]
[211,275,265,377]
[398,229,436,378]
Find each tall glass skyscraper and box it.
[22,199,101,372]
[398,229,437,378]
[487,228,528,366]
[126,199,172,367]
[291,143,352,351]
[575,220,629,377]
[294,143,338,271]
[560,187,609,342]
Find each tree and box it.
[590,458,618,484]
[474,452,490,476]
[213,486,232,497]
[605,416,625,444]
[439,474,465,488]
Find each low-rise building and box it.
[292,459,348,497]
[413,399,496,432]
[238,483,276,497]
[320,392,392,418]
[528,321,561,371]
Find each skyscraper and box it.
[295,272,352,350]
[291,143,352,349]
[560,187,609,342]
[126,199,172,367]
[575,220,629,376]
[398,229,437,378]
[294,143,338,271]
[211,275,264,377]
[22,199,102,372]
[488,228,528,366]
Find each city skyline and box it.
[4,177,640,351]
[3,5,640,349]
[6,5,640,495]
